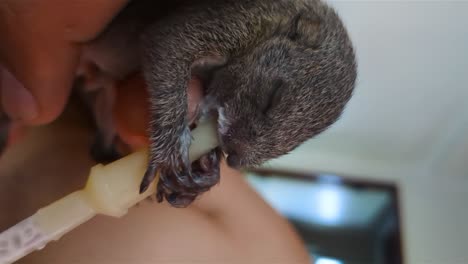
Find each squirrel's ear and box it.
[286,11,321,45]
[191,56,228,85]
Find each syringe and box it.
[0,118,218,264]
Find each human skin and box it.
[0,0,128,127]
[0,82,311,263]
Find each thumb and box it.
[0,66,39,122]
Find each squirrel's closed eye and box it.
[262,79,284,115]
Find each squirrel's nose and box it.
[226,153,241,169]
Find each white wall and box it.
[265,1,468,263]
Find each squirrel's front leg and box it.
[138,25,223,207]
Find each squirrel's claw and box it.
[140,162,157,194]
[191,147,223,190]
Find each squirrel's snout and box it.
[226,153,241,169]
[221,137,244,169]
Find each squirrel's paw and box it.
[143,147,222,208]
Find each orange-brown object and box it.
[112,74,204,152]
[113,73,150,151]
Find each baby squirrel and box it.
[77,0,357,207]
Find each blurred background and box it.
[246,1,468,263]
[246,169,402,264]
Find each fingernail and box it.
[1,67,39,122]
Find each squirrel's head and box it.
[202,10,357,169]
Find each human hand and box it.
[0,105,310,264]
[0,79,309,262]
[0,0,130,151]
